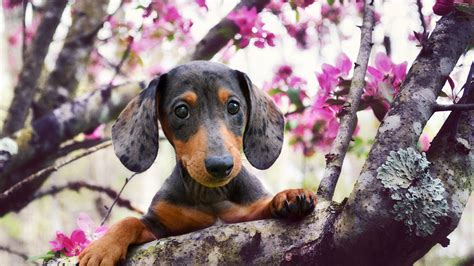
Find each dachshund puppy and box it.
[78,61,316,265]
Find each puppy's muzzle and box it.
[205,156,234,179]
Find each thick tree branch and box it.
[33,0,110,119]
[317,0,375,201]
[332,12,474,265]
[33,181,143,215]
[2,0,68,136]
[190,0,271,60]
[0,82,140,190]
[124,205,339,265]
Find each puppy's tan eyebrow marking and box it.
[178,91,198,106]
[218,88,232,104]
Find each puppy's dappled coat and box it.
[78,61,317,266]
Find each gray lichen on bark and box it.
[376,147,448,237]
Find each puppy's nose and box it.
[205,156,234,178]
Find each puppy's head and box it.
[112,61,284,187]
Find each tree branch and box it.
[317,0,375,201]
[332,11,474,264]
[190,0,271,60]
[33,181,143,215]
[416,0,427,36]
[125,205,339,265]
[0,82,141,190]
[0,141,112,216]
[2,0,68,136]
[0,245,28,261]
[433,103,474,111]
[33,0,111,119]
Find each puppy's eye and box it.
[175,105,189,119]
[227,100,240,115]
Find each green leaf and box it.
[268,88,283,96]
[286,89,305,109]
[327,0,335,6]
[27,251,56,262]
[438,91,449,98]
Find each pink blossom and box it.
[76,213,108,241]
[316,53,352,95]
[365,52,407,102]
[433,0,454,15]
[266,0,286,13]
[49,230,89,257]
[195,0,208,10]
[49,213,108,257]
[2,0,22,9]
[419,134,431,152]
[84,125,104,140]
[228,7,276,49]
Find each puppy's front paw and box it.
[78,236,127,266]
[271,189,317,219]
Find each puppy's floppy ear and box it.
[236,70,285,170]
[111,75,166,172]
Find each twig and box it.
[101,173,138,226]
[416,0,427,36]
[0,141,112,201]
[459,62,474,101]
[448,62,474,139]
[0,245,28,261]
[55,138,110,159]
[34,181,143,215]
[317,0,375,202]
[433,103,474,111]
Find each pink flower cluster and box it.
[365,52,407,111]
[134,1,194,53]
[49,213,107,257]
[287,53,352,155]
[264,65,307,109]
[2,0,22,10]
[227,7,275,49]
[265,52,408,157]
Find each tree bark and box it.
[0,82,142,191]
[125,205,339,265]
[33,0,110,119]
[2,0,68,136]
[332,11,474,265]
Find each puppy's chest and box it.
[182,177,230,205]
